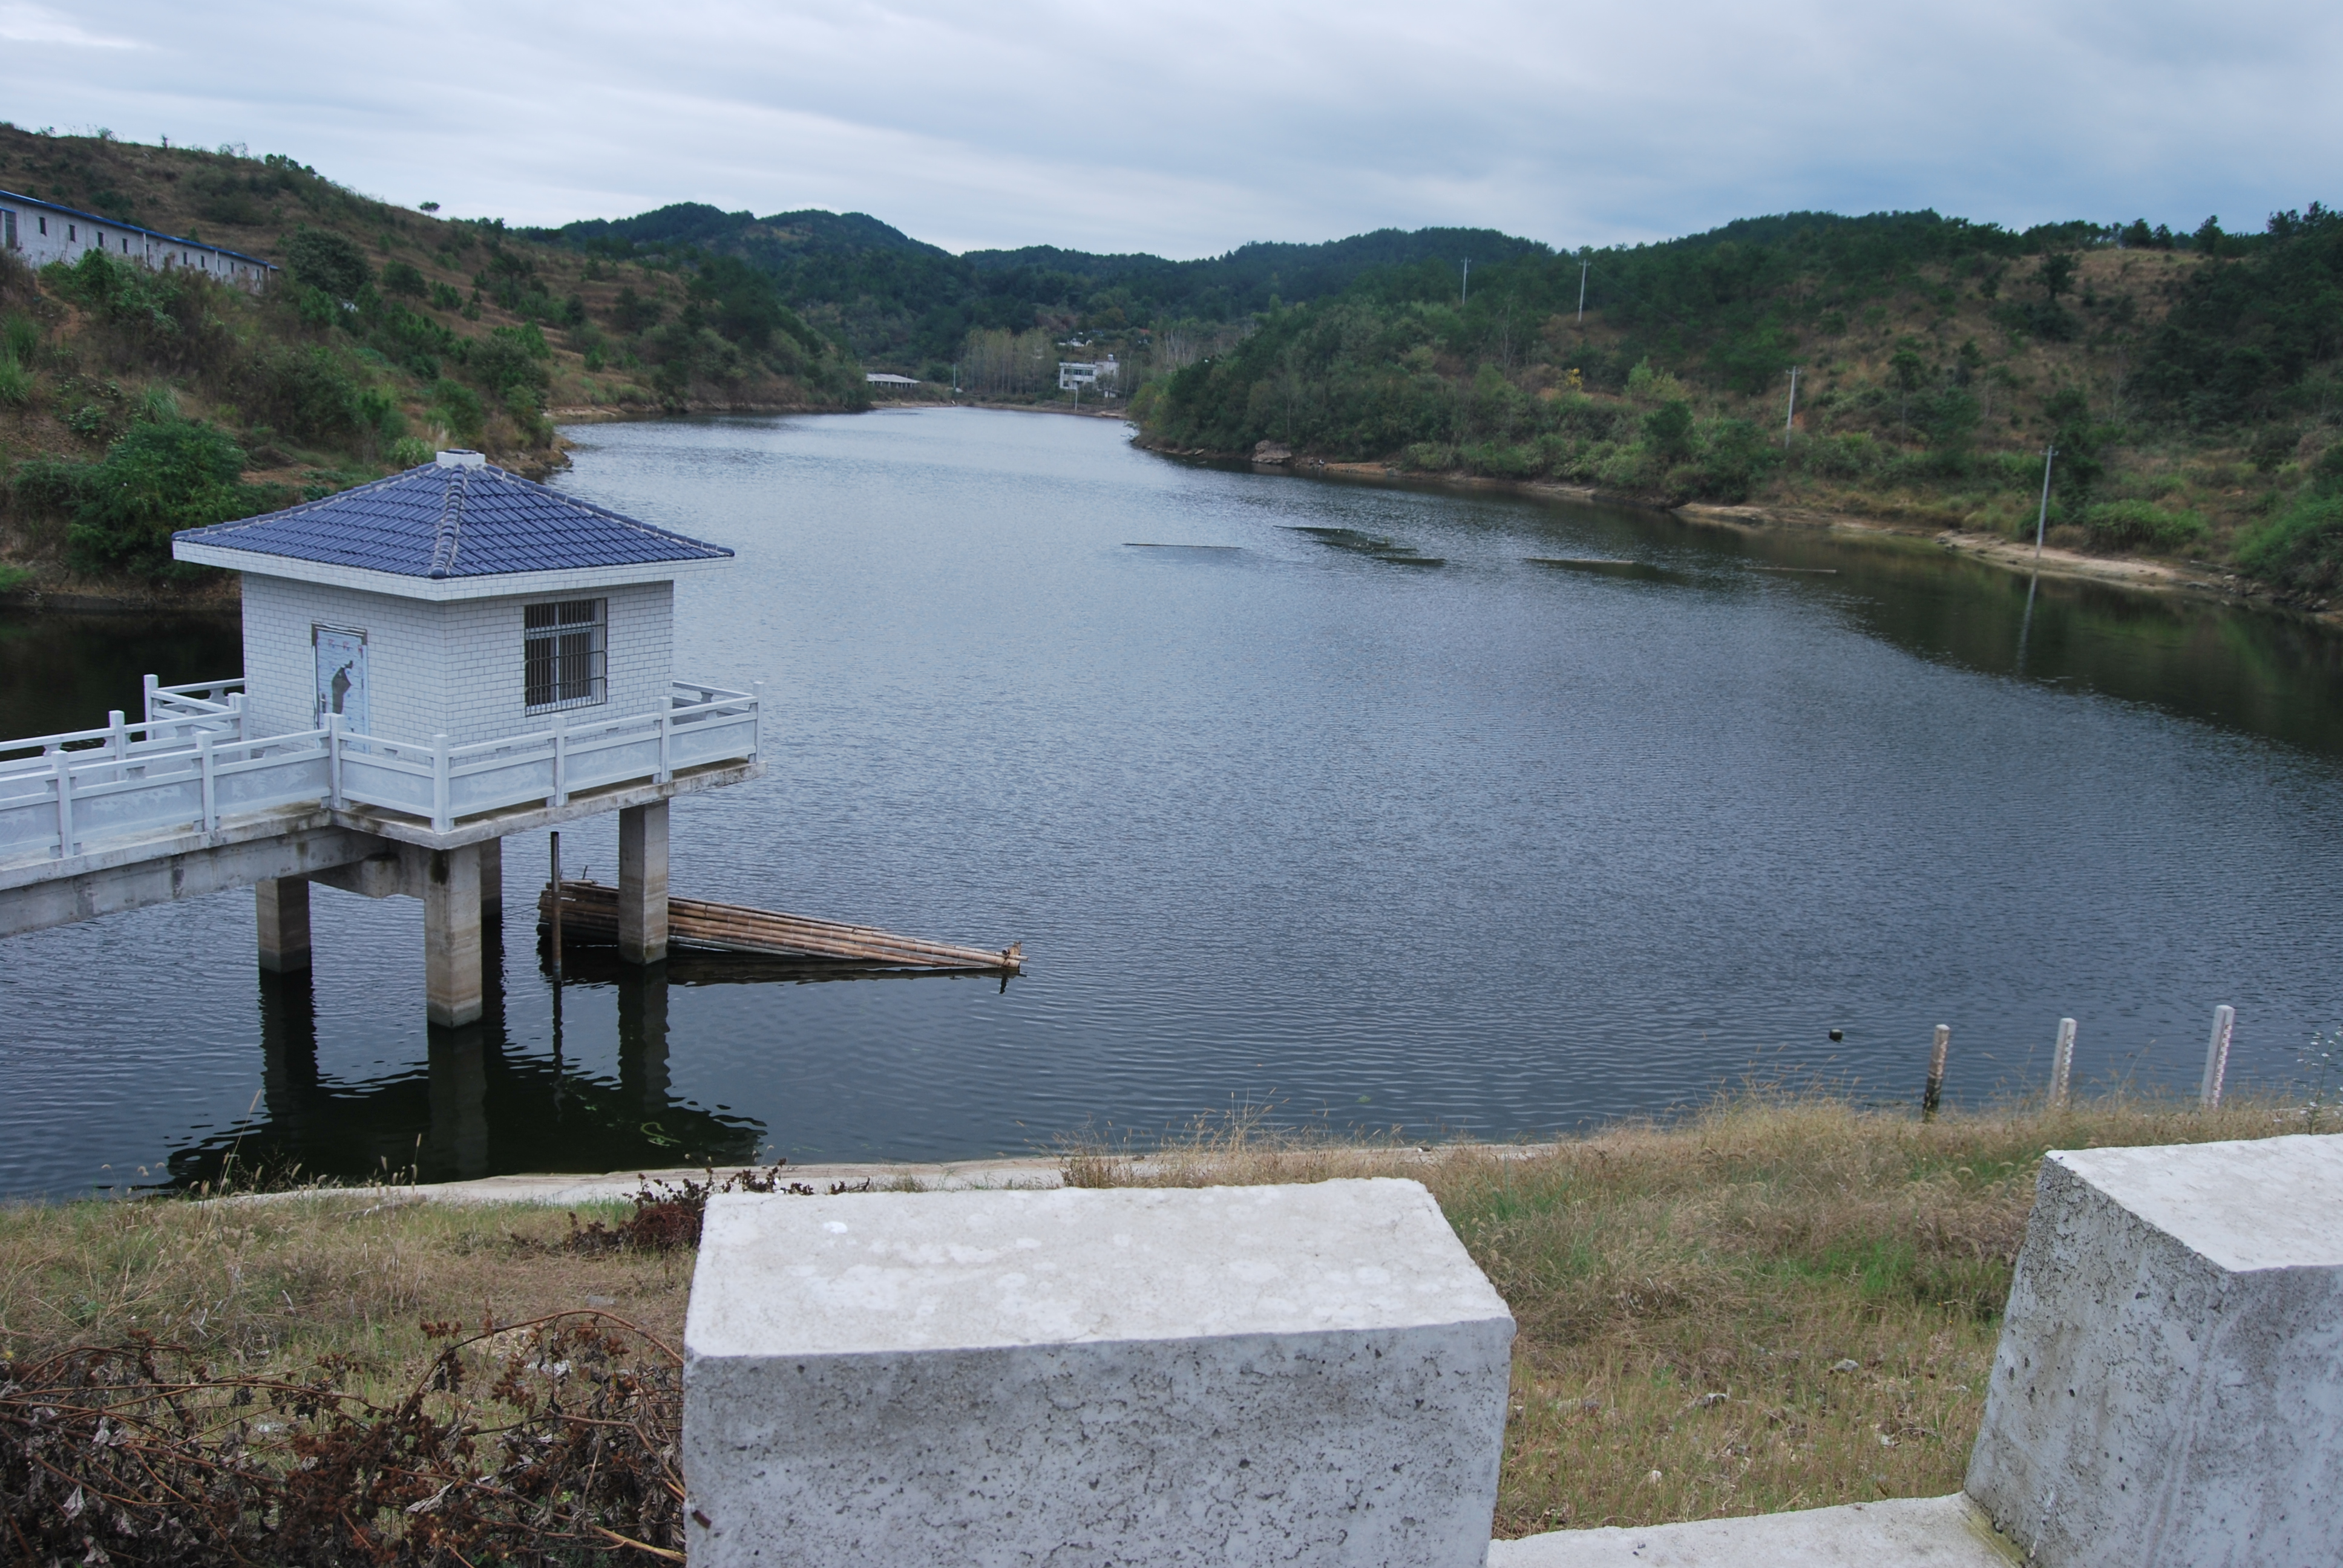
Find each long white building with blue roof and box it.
[0,186,276,289]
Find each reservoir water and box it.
[5,408,2343,1197]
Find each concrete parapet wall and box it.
[1965,1134,2343,1567]
[683,1178,1514,1567]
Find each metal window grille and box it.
[524,598,606,713]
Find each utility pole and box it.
[1461,258,1469,306]
[1783,365,1801,447]
[1577,260,1589,324]
[2034,445,2059,560]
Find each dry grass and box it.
[0,1194,686,1406]
[0,1092,2313,1541]
[1060,1092,2308,1534]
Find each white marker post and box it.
[2050,1016,2077,1108]
[1923,1024,1951,1120]
[2200,1004,2235,1109]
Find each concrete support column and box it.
[479,835,504,918]
[422,843,483,1027]
[617,800,669,965]
[255,877,312,972]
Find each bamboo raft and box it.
[537,880,1023,974]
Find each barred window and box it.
[524,599,606,713]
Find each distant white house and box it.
[863,373,921,387]
[1058,355,1119,393]
[0,186,275,291]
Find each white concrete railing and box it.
[0,679,762,864]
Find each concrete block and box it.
[1487,1494,2014,1567]
[684,1178,1514,1568]
[1965,1134,2343,1567]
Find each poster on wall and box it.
[313,626,369,736]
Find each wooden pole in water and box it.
[2050,1017,2077,1107]
[548,830,563,981]
[2201,1004,2235,1109]
[1922,1024,1951,1120]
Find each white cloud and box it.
[7,0,2339,255]
[0,2,137,48]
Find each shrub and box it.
[381,259,425,298]
[284,225,371,302]
[431,378,484,441]
[1642,399,1693,460]
[2080,499,2210,552]
[388,436,435,468]
[239,344,361,442]
[2,312,38,361]
[2236,494,2343,593]
[65,418,253,577]
[471,328,552,399]
[9,456,92,521]
[0,353,30,407]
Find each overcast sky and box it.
[4,0,2336,258]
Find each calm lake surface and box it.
[6,408,2343,1197]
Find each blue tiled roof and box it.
[174,460,732,578]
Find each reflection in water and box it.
[2015,573,2041,677]
[168,921,762,1191]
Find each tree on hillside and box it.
[286,226,372,303]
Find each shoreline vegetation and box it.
[2,125,2335,613]
[2,1092,2324,1560]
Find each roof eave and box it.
[171,541,732,601]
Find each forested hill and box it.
[0,128,867,595]
[537,205,1545,371]
[1137,206,2343,602]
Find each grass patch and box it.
[1056,1092,2305,1532]
[0,1093,2312,1552]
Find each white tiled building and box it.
[174,450,730,749]
[0,186,275,289]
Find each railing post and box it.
[198,731,217,832]
[52,751,74,860]
[143,673,159,726]
[229,692,246,742]
[552,711,569,807]
[752,679,766,760]
[432,733,452,834]
[327,713,345,809]
[657,705,672,783]
[107,710,128,780]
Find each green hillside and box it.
[1135,207,2343,603]
[540,204,1545,373]
[0,128,866,593]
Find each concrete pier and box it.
[254,877,312,972]
[617,800,668,964]
[478,834,503,917]
[683,1178,1515,1568]
[421,843,483,1027]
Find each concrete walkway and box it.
[237,1156,1072,1206]
[1489,1494,2019,1566]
